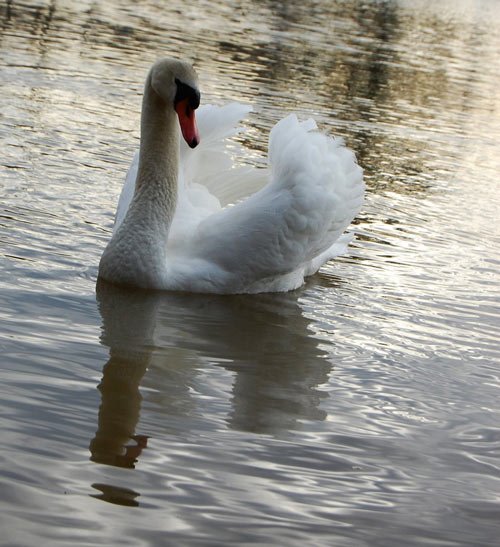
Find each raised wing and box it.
[185,114,364,292]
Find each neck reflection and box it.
[90,282,159,469]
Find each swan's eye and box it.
[174,78,200,110]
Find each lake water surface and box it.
[1,0,500,545]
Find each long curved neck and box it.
[133,74,179,232]
[99,75,180,287]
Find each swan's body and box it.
[98,58,364,294]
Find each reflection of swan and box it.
[89,283,158,469]
[98,58,364,293]
[90,280,334,467]
[90,483,141,507]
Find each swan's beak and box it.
[175,99,200,149]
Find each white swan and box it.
[98,58,364,294]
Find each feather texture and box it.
[109,104,363,293]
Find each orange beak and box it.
[175,98,200,149]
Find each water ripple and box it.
[1,0,500,545]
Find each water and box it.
[1,0,500,545]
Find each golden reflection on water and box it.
[3,0,499,208]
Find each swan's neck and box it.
[99,76,180,287]
[134,75,179,231]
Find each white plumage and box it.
[99,59,364,294]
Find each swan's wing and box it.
[179,102,263,207]
[113,150,138,233]
[169,103,266,247]
[186,114,364,291]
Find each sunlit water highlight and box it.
[1,0,499,545]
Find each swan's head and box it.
[150,58,201,148]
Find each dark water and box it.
[1,0,500,545]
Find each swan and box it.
[98,58,364,294]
